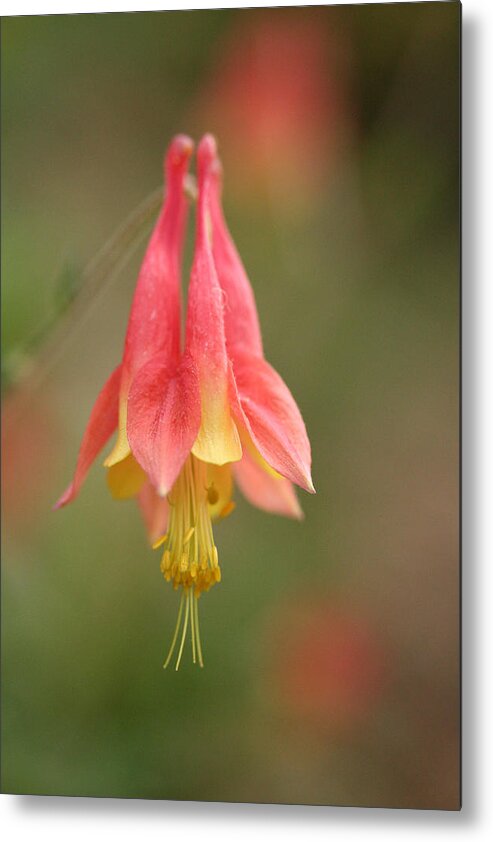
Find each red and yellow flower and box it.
[56,134,314,668]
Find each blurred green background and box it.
[1,3,459,809]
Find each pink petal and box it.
[208,153,263,359]
[232,350,314,494]
[54,364,122,509]
[234,443,303,520]
[123,134,193,376]
[138,481,169,545]
[105,135,193,467]
[185,135,242,465]
[126,352,201,497]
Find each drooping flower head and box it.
[56,134,314,669]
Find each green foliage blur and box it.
[1,3,459,809]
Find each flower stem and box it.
[3,175,198,415]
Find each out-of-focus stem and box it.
[2,175,198,418]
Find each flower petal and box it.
[205,463,233,520]
[126,352,201,497]
[105,134,193,468]
[54,364,122,509]
[138,481,170,545]
[232,351,314,494]
[104,391,131,467]
[186,134,242,466]
[208,153,263,359]
[106,452,147,499]
[234,421,303,518]
[234,441,303,520]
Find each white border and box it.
[1,0,454,17]
[2,0,493,839]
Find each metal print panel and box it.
[1,1,460,810]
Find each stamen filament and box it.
[152,534,168,550]
[190,590,197,664]
[183,526,195,545]
[163,590,184,669]
[194,595,204,668]
[175,591,190,671]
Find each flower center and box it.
[155,454,223,670]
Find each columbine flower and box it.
[56,133,314,669]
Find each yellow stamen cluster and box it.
[154,454,225,670]
[157,456,222,594]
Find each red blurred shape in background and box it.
[270,598,390,734]
[2,395,59,533]
[195,10,352,205]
